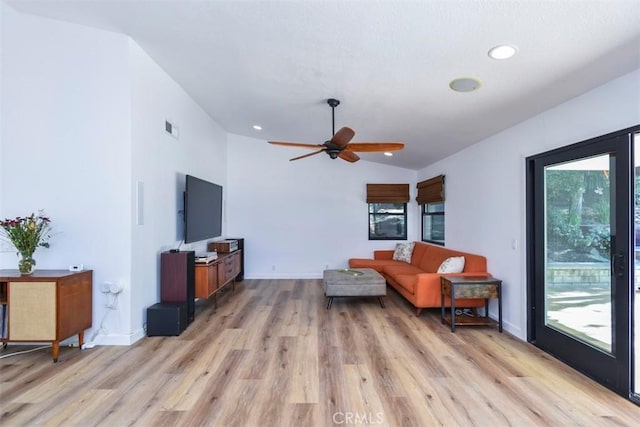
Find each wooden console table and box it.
[440,275,502,332]
[194,250,242,307]
[0,269,93,362]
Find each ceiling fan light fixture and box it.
[327,149,340,159]
[449,77,482,93]
[488,44,517,60]
[268,97,404,163]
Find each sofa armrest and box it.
[413,273,442,299]
[374,250,394,260]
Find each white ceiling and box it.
[7,0,640,170]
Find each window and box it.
[366,184,409,240]
[422,202,444,244]
[369,203,407,240]
[417,175,445,245]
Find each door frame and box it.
[526,125,638,398]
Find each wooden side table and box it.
[440,276,502,332]
[0,269,93,362]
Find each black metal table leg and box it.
[326,297,333,310]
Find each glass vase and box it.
[18,254,35,275]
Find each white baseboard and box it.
[87,327,146,347]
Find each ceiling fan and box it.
[268,98,404,163]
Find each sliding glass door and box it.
[544,153,614,352]
[634,133,639,399]
[528,128,635,397]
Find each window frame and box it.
[368,202,408,241]
[421,201,445,245]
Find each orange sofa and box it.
[348,242,490,315]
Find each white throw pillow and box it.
[437,256,465,273]
[392,242,415,263]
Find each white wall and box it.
[0,6,133,343]
[129,40,227,343]
[227,134,417,278]
[418,69,640,339]
[1,5,228,346]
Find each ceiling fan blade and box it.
[331,127,355,148]
[268,141,325,149]
[289,149,326,161]
[346,142,405,152]
[338,149,360,163]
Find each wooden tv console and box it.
[0,269,92,362]
[194,250,241,305]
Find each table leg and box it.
[450,285,456,332]
[326,297,333,310]
[378,297,385,308]
[52,341,59,363]
[498,283,503,332]
[1,305,6,339]
[441,293,445,324]
[78,331,84,349]
[485,299,489,318]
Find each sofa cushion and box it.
[415,243,486,273]
[437,256,466,273]
[392,242,414,263]
[417,244,447,272]
[383,264,424,277]
[410,241,428,265]
[349,258,406,273]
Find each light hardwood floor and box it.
[1,278,639,426]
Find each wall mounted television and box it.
[184,174,223,244]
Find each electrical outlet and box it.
[69,264,84,272]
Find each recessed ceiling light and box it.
[252,125,262,130]
[488,45,517,60]
[384,152,393,157]
[449,77,482,93]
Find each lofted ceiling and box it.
[6,0,640,170]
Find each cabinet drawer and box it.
[441,281,499,299]
[195,263,218,298]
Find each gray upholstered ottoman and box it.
[323,268,386,309]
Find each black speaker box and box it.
[160,251,195,323]
[146,303,187,336]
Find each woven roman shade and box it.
[366,184,410,203]
[416,175,445,205]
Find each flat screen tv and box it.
[184,174,223,244]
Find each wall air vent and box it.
[165,120,179,138]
